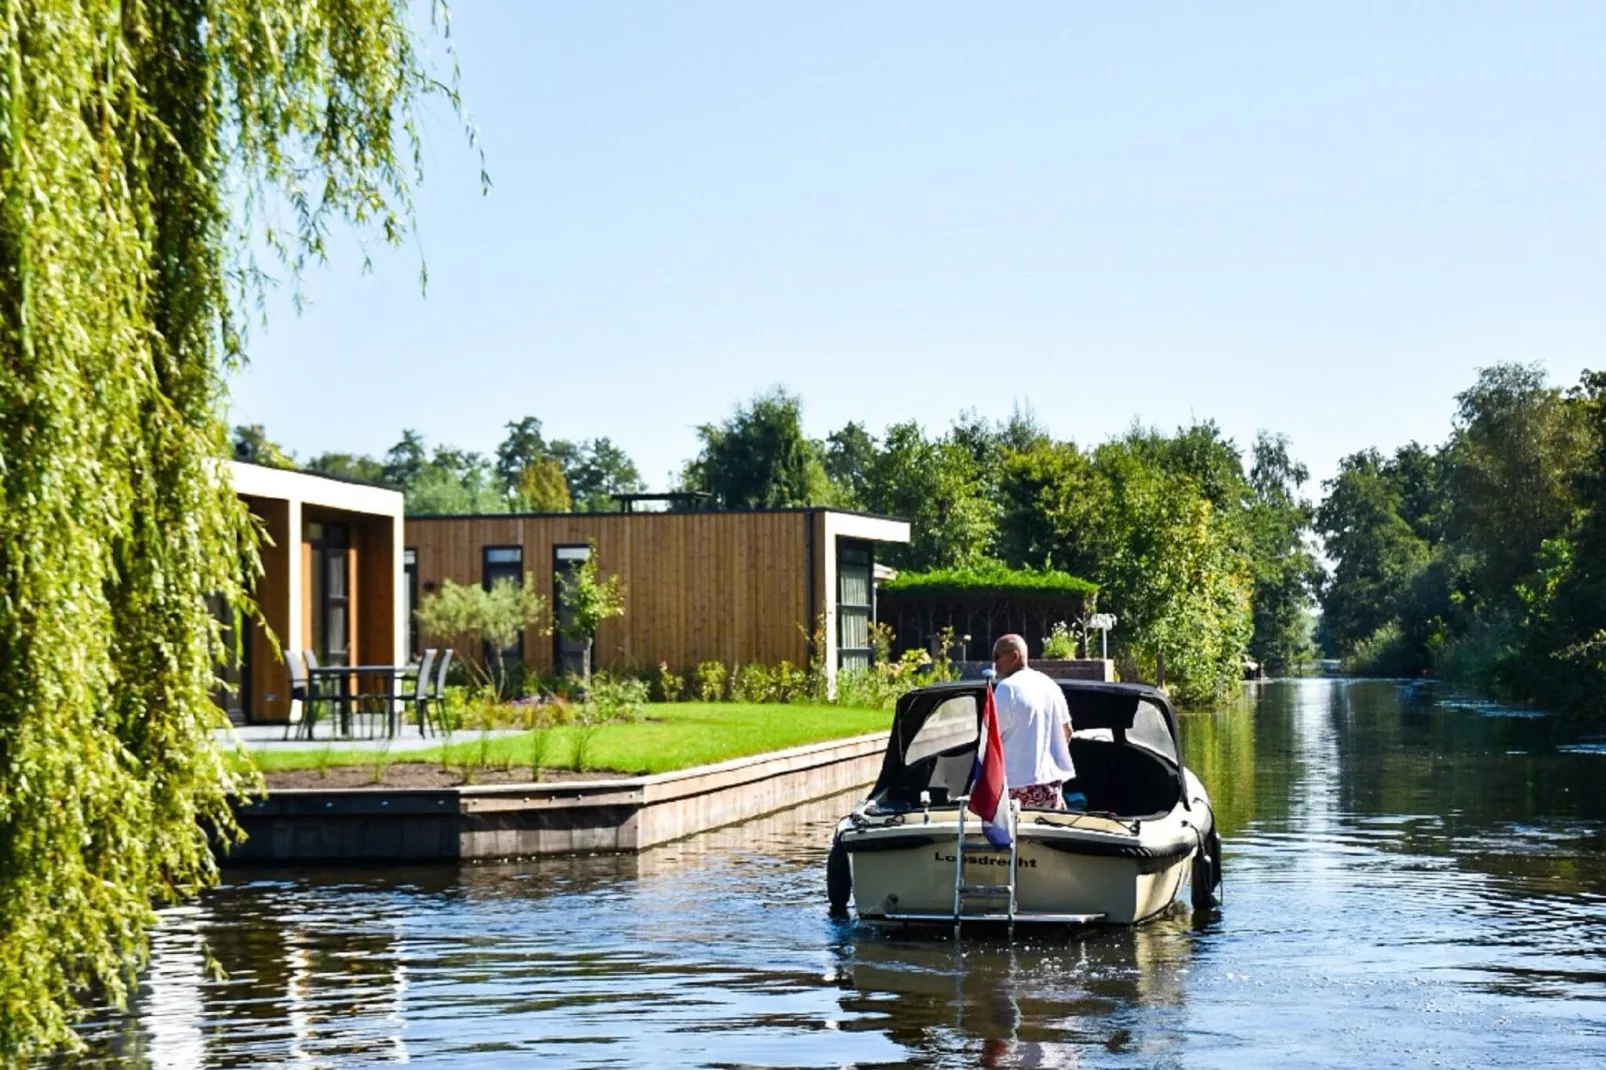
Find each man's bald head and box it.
[992,633,1028,677]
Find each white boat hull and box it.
[838,771,1212,926]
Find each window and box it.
[552,545,592,678]
[483,546,523,692]
[837,540,873,672]
[404,548,418,658]
[903,695,978,764]
[307,521,350,665]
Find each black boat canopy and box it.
[866,679,1187,807]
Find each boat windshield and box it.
[903,694,978,764]
[1127,699,1177,764]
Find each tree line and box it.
[1316,363,1606,720]
[238,387,1321,706]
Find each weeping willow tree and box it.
[0,1,469,1059]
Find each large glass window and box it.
[483,546,523,692]
[552,545,592,679]
[404,548,418,658]
[308,521,350,665]
[837,541,873,672]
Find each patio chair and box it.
[420,648,454,737]
[285,650,326,741]
[388,648,436,737]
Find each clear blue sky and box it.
[228,2,1605,493]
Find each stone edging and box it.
[226,731,888,866]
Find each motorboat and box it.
[827,679,1221,927]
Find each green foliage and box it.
[730,662,773,703]
[583,671,651,723]
[516,455,572,511]
[549,436,645,512]
[821,421,879,507]
[884,562,1098,601]
[304,451,387,484]
[415,576,549,691]
[1246,433,1321,675]
[861,420,997,569]
[1087,436,1254,704]
[682,387,832,507]
[0,0,467,1058]
[694,660,728,701]
[1042,622,1080,659]
[556,551,626,643]
[656,661,685,702]
[1317,362,1606,720]
[232,424,296,468]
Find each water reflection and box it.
[67,680,1606,1068]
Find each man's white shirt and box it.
[993,666,1076,789]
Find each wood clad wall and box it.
[356,516,394,666]
[243,496,291,721]
[406,512,814,673]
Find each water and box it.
[68,680,1606,1067]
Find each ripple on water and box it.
[61,682,1606,1068]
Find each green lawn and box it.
[245,702,893,778]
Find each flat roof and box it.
[405,505,911,524]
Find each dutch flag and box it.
[968,682,1013,848]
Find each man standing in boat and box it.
[991,634,1076,810]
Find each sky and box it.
[227,2,1606,494]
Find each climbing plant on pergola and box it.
[0,1,474,1059]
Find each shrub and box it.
[694,661,728,702]
[771,660,808,702]
[586,671,651,723]
[1042,621,1080,659]
[730,662,773,703]
[656,661,685,703]
[415,573,549,694]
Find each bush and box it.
[1042,621,1079,659]
[694,660,728,702]
[586,671,651,723]
[730,662,773,703]
[656,661,685,703]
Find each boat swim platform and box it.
[224,731,888,867]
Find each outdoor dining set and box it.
[284,648,455,740]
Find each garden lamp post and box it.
[1089,613,1117,660]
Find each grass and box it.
[242,702,893,778]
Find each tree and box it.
[821,422,878,508]
[231,424,296,469]
[552,436,645,511]
[304,452,386,484]
[1085,440,1253,703]
[495,417,548,496]
[1442,363,1588,597]
[996,439,1102,576]
[516,456,572,511]
[383,429,430,489]
[1245,433,1320,675]
[862,421,996,570]
[1315,448,1433,658]
[682,387,830,508]
[556,552,626,678]
[414,576,549,694]
[0,0,466,1058]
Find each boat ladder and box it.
[949,793,1019,934]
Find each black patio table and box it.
[306,663,418,738]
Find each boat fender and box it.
[1189,811,1222,911]
[827,836,852,915]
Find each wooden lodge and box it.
[225,461,407,725]
[403,508,911,690]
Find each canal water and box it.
[69,679,1606,1068]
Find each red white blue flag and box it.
[968,683,1013,848]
